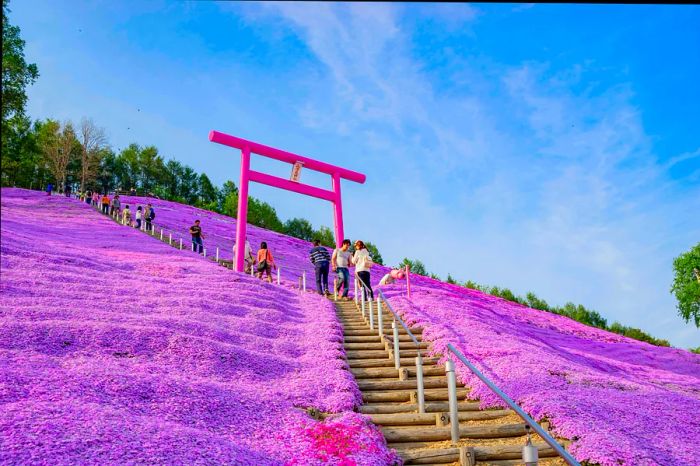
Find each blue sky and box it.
[11,1,700,347]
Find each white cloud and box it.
[238,3,700,347]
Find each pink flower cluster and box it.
[380,275,700,466]
[0,188,398,465]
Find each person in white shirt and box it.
[135,206,143,229]
[332,239,353,300]
[353,240,374,300]
[234,240,255,273]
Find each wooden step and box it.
[397,443,561,464]
[382,423,527,443]
[359,400,480,414]
[369,409,512,426]
[347,357,439,368]
[343,325,421,335]
[346,350,392,359]
[357,378,448,391]
[362,388,469,403]
[344,334,417,343]
[345,329,413,337]
[344,341,430,351]
[351,365,445,379]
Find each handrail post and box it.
[377,296,383,339]
[445,343,580,465]
[368,295,374,330]
[302,271,306,292]
[354,278,358,304]
[406,264,411,298]
[215,247,219,262]
[203,248,206,258]
[179,238,182,250]
[361,287,366,319]
[392,320,400,370]
[416,354,426,414]
[277,268,280,285]
[446,358,460,445]
[169,233,172,244]
[333,278,338,301]
[160,229,163,240]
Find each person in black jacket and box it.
[309,239,331,296]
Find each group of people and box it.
[309,239,375,300]
[80,190,156,231]
[68,188,398,296]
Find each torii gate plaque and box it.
[209,130,366,273]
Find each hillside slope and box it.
[115,193,393,287]
[23,190,700,465]
[0,189,398,465]
[382,277,700,466]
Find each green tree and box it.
[38,119,79,191]
[284,217,315,241]
[671,242,700,327]
[138,145,164,194]
[608,322,670,347]
[248,197,284,232]
[197,173,219,208]
[179,166,199,204]
[446,274,457,284]
[689,346,700,354]
[313,226,335,248]
[115,144,140,191]
[162,159,184,199]
[219,180,238,217]
[525,292,550,311]
[399,258,427,276]
[365,241,384,265]
[464,280,481,290]
[1,0,39,185]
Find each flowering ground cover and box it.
[0,188,399,465]
[381,274,700,466]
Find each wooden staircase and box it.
[335,299,568,466]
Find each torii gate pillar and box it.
[209,130,366,273]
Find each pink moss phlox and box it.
[0,188,395,465]
[379,272,700,466]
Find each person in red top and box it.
[255,241,276,283]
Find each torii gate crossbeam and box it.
[209,130,366,273]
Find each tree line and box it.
[398,257,684,349]
[1,117,386,258]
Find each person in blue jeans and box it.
[189,220,205,254]
[332,239,353,300]
[309,239,331,295]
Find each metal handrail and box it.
[445,343,580,466]
[376,288,420,347]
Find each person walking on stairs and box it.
[310,239,331,296]
[353,240,374,300]
[256,242,276,283]
[101,193,110,214]
[332,239,353,300]
[189,220,205,254]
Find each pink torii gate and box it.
[209,130,366,273]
